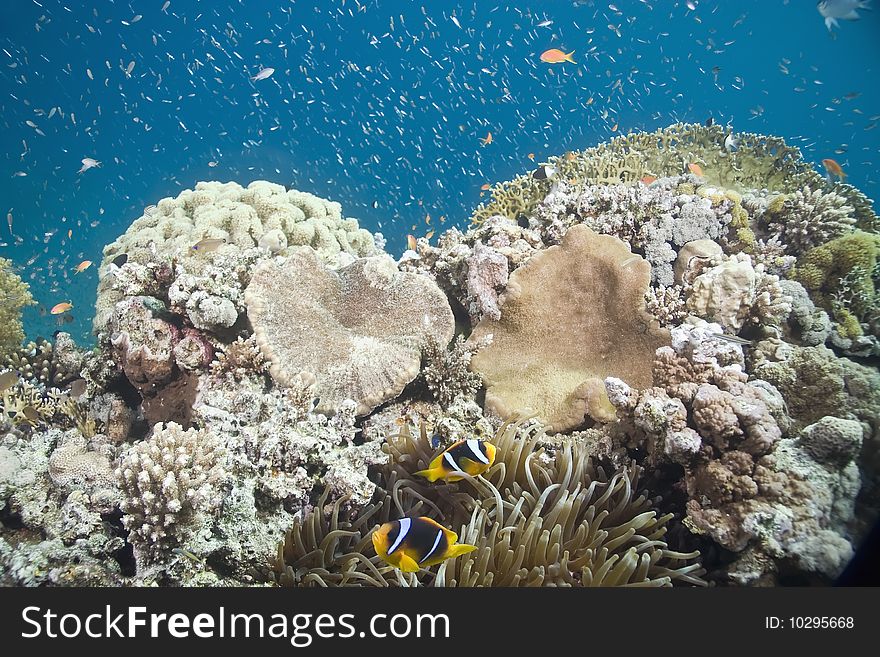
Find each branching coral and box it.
[645,285,688,327]
[469,225,670,430]
[757,186,855,254]
[115,422,229,556]
[209,335,268,380]
[0,257,35,353]
[246,248,454,416]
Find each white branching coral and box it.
[209,335,268,380]
[758,186,855,254]
[115,422,229,553]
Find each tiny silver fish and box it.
[250,67,275,82]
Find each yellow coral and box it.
[0,257,35,353]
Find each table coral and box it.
[246,248,454,415]
[469,224,669,431]
[472,123,834,226]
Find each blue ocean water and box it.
[1,0,878,346]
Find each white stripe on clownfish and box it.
[467,439,489,464]
[387,517,411,555]
[444,452,463,472]
[420,529,445,564]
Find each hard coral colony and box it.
[1,124,879,589]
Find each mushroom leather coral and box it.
[469,224,669,431]
[245,248,455,416]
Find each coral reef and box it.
[420,334,490,409]
[2,334,82,388]
[606,323,869,583]
[792,230,879,338]
[0,428,123,586]
[469,224,670,430]
[6,125,879,589]
[472,123,835,225]
[246,248,454,415]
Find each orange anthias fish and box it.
[822,158,846,180]
[540,48,576,64]
[480,183,491,191]
[74,260,92,274]
[641,175,658,185]
[480,131,493,146]
[51,302,73,315]
[407,234,418,251]
[527,153,535,161]
[688,162,705,177]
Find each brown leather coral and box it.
[469,224,669,431]
[245,248,454,416]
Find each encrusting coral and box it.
[791,230,879,338]
[469,224,670,431]
[246,248,455,416]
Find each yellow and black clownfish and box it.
[414,439,497,482]
[372,516,477,573]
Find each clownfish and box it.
[372,516,477,573]
[414,439,496,483]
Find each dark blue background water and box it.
[1,0,878,346]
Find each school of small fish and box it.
[0,1,877,346]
